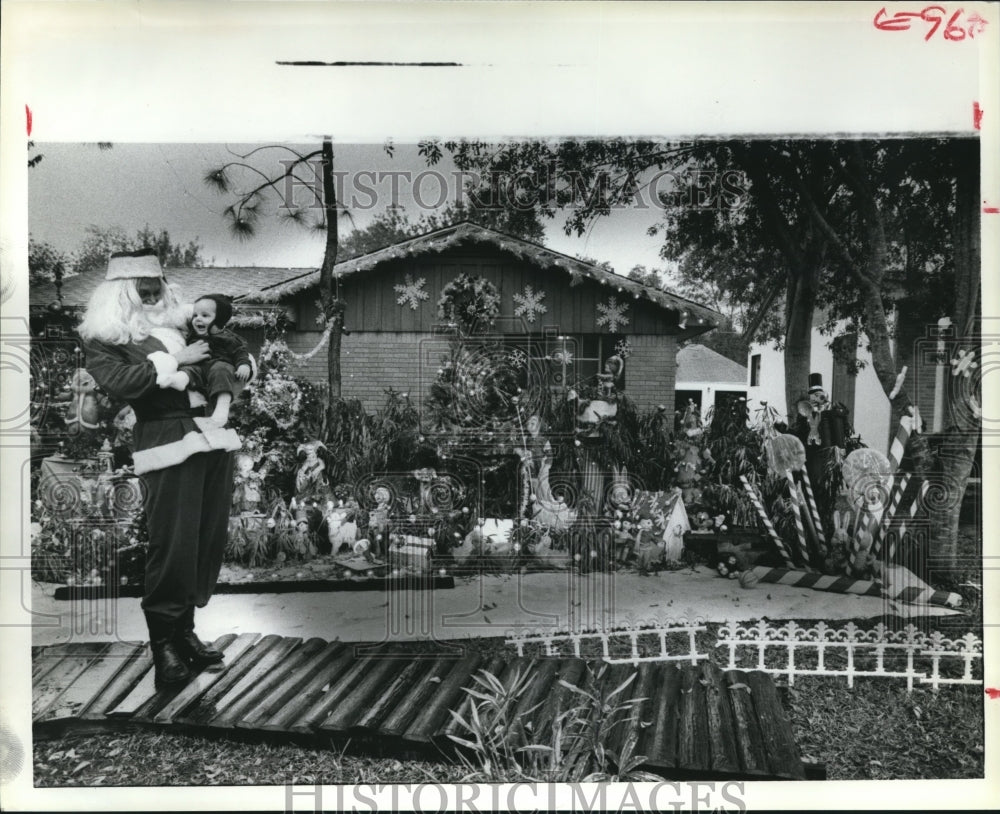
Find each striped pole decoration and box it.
[798,470,826,549]
[870,473,910,560]
[889,585,962,608]
[748,566,882,597]
[887,415,913,472]
[884,563,962,608]
[784,471,814,571]
[886,478,930,563]
[739,475,795,569]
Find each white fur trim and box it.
[165,371,190,391]
[147,351,179,387]
[106,254,163,280]
[132,428,242,475]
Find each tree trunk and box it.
[930,138,981,567]
[319,137,342,403]
[783,270,815,424]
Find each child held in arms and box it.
[163,293,251,426]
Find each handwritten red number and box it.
[944,8,967,39]
[921,6,947,40]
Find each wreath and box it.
[437,274,501,334]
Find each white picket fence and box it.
[717,620,981,691]
[507,619,982,692]
[506,617,709,666]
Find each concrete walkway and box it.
[30,566,959,647]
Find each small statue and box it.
[64,368,101,433]
[368,486,392,558]
[232,452,264,514]
[633,510,663,576]
[295,440,329,498]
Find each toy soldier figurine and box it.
[794,373,849,517]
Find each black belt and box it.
[133,407,204,422]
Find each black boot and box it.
[173,607,224,667]
[145,612,192,687]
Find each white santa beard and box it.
[148,326,186,355]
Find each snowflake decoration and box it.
[596,297,630,332]
[552,349,574,365]
[394,275,429,310]
[513,285,547,324]
[950,348,978,379]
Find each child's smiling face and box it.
[191,299,217,336]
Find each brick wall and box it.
[285,330,678,416]
[624,334,677,414]
[285,331,425,410]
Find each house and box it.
[29,222,724,415]
[674,343,748,421]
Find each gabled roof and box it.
[30,266,310,311]
[676,343,748,384]
[240,221,722,331]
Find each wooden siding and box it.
[293,247,682,336]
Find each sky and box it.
[28,142,671,276]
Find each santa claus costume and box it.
[79,250,242,687]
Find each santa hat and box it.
[106,249,163,280]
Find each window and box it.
[750,353,761,387]
[546,333,626,392]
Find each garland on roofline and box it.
[247,224,719,326]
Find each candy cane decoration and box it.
[886,478,929,563]
[887,416,913,473]
[785,471,814,570]
[739,475,795,569]
[798,470,826,548]
[748,566,883,597]
[871,473,910,560]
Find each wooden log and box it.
[317,656,403,733]
[33,642,110,683]
[289,653,375,734]
[78,647,153,721]
[238,642,345,730]
[151,634,259,725]
[201,636,304,729]
[172,633,279,726]
[641,663,682,770]
[33,643,111,719]
[208,638,328,729]
[722,669,769,776]
[263,645,356,732]
[531,657,586,747]
[744,670,805,780]
[507,658,560,751]
[700,660,740,775]
[607,662,655,767]
[352,658,431,733]
[676,664,710,772]
[35,642,142,724]
[378,656,460,739]
[402,652,482,744]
